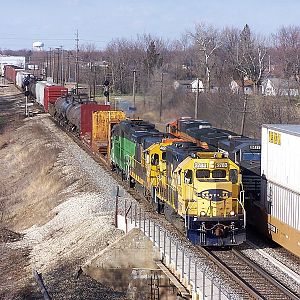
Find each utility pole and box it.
[48,49,51,79]
[56,48,60,84]
[67,51,70,82]
[60,46,64,85]
[50,48,55,81]
[240,95,248,136]
[195,78,200,119]
[51,48,55,80]
[159,72,164,122]
[25,85,28,117]
[75,30,79,94]
[93,64,96,99]
[132,69,136,116]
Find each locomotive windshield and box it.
[196,170,210,178]
[242,152,261,161]
[212,169,226,178]
[196,169,227,180]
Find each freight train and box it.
[4,65,246,246]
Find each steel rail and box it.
[245,240,300,284]
[198,246,264,300]
[231,248,299,300]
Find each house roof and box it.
[233,79,254,87]
[175,80,194,85]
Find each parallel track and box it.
[199,246,299,300]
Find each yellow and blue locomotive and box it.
[111,119,246,246]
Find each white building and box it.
[261,78,299,97]
[173,78,204,93]
[0,55,26,76]
[230,79,254,95]
[190,79,205,93]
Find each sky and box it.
[1,0,300,50]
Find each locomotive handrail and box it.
[238,189,246,229]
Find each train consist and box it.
[3,64,246,247]
[4,64,299,255]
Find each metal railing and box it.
[118,197,239,300]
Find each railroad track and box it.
[199,246,299,300]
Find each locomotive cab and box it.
[172,152,246,246]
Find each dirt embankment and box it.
[0,84,127,299]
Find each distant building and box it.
[0,55,26,76]
[174,78,204,92]
[191,79,205,93]
[230,79,254,94]
[261,77,299,97]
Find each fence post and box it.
[188,255,191,284]
[181,248,185,280]
[143,212,146,233]
[158,226,161,251]
[202,268,205,300]
[211,277,214,300]
[163,231,166,258]
[148,219,151,237]
[134,204,137,227]
[130,202,133,223]
[169,237,172,265]
[194,261,197,293]
[139,206,142,229]
[175,242,178,270]
[153,222,156,246]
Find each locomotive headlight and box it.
[200,211,206,216]
[230,211,235,216]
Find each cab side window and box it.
[229,169,238,184]
[184,169,193,184]
[151,153,159,166]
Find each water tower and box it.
[32,41,44,51]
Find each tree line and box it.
[1,23,300,136]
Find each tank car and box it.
[51,95,110,138]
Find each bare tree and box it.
[273,26,300,83]
[188,23,222,91]
[236,25,268,93]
